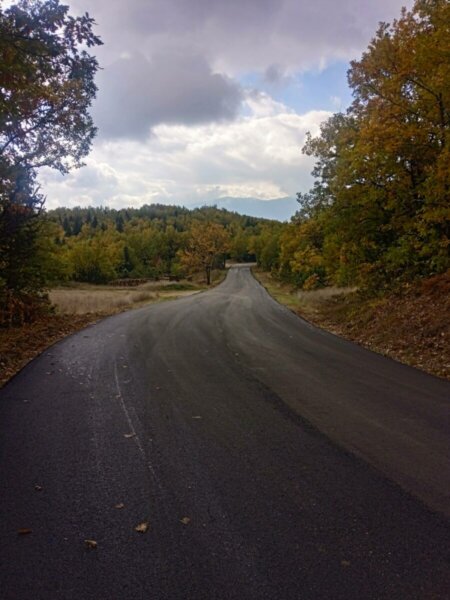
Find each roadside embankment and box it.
[253,269,449,380]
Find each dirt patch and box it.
[0,314,102,388]
[254,269,449,380]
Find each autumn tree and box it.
[180,222,230,284]
[0,0,101,322]
[347,0,450,281]
[293,0,450,290]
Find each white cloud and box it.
[41,102,331,209]
[10,0,413,210]
[245,90,292,118]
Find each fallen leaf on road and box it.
[18,528,32,535]
[180,517,191,525]
[84,539,98,549]
[341,560,351,567]
[114,503,125,509]
[134,522,150,533]
[124,433,135,438]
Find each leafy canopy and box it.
[0,0,102,323]
[280,0,450,290]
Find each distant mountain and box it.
[194,196,299,221]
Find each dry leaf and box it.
[341,560,351,568]
[84,539,98,549]
[18,528,32,535]
[124,433,135,439]
[180,517,191,525]
[134,522,150,533]
[114,503,125,509]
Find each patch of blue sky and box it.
[241,61,354,116]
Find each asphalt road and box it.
[0,266,449,599]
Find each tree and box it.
[67,229,123,284]
[293,0,450,290]
[347,0,450,281]
[0,0,101,173]
[250,223,282,273]
[180,222,230,284]
[0,0,101,322]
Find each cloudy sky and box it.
[40,0,412,211]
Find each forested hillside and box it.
[39,204,280,285]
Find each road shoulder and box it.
[252,268,449,380]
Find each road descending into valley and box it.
[0,266,449,599]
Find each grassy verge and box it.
[0,271,226,388]
[253,269,449,380]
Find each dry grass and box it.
[49,288,157,314]
[49,274,226,315]
[138,281,198,292]
[296,286,357,302]
[254,271,354,320]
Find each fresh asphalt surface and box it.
[0,266,449,599]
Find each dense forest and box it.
[40,204,281,284]
[0,0,449,326]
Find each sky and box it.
[38,0,413,211]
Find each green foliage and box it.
[250,223,283,272]
[67,226,123,283]
[39,205,276,285]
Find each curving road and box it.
[0,266,449,599]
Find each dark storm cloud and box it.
[70,0,413,139]
[93,52,243,139]
[73,0,413,71]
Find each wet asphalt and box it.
[0,266,449,599]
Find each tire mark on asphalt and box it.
[113,362,161,488]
